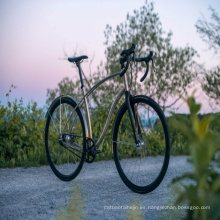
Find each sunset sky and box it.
[0,0,219,113]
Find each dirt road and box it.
[0,156,191,219]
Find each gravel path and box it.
[0,156,191,220]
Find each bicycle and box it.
[45,44,170,194]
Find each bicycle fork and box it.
[123,75,142,147]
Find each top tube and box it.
[83,71,121,99]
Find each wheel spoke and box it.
[64,103,70,130]
[70,111,78,131]
[48,111,59,135]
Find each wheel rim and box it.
[47,100,84,176]
[115,101,167,188]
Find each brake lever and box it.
[140,62,149,82]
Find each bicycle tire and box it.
[45,96,86,181]
[112,95,170,193]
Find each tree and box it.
[195,7,220,54]
[104,2,198,110]
[46,76,81,106]
[195,7,220,107]
[202,66,220,105]
[47,2,198,111]
[46,54,101,107]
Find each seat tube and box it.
[76,62,92,139]
[82,87,92,139]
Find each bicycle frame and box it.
[62,67,130,149]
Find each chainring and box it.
[85,138,96,163]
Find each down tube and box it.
[95,88,125,148]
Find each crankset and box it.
[85,138,101,163]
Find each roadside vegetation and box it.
[0,2,219,169]
[0,87,219,168]
[171,92,220,220]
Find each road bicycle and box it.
[45,44,170,194]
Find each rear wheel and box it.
[112,96,170,193]
[45,97,86,181]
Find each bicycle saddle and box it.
[68,55,88,63]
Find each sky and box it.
[0,0,219,113]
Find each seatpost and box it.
[76,62,84,88]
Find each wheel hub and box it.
[136,140,145,150]
[136,133,149,155]
[59,133,76,145]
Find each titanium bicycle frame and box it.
[59,59,143,156]
[62,68,130,151]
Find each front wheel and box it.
[112,95,170,193]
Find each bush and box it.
[168,112,220,155]
[172,92,220,220]
[0,89,47,168]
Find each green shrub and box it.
[0,87,47,167]
[172,92,220,220]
